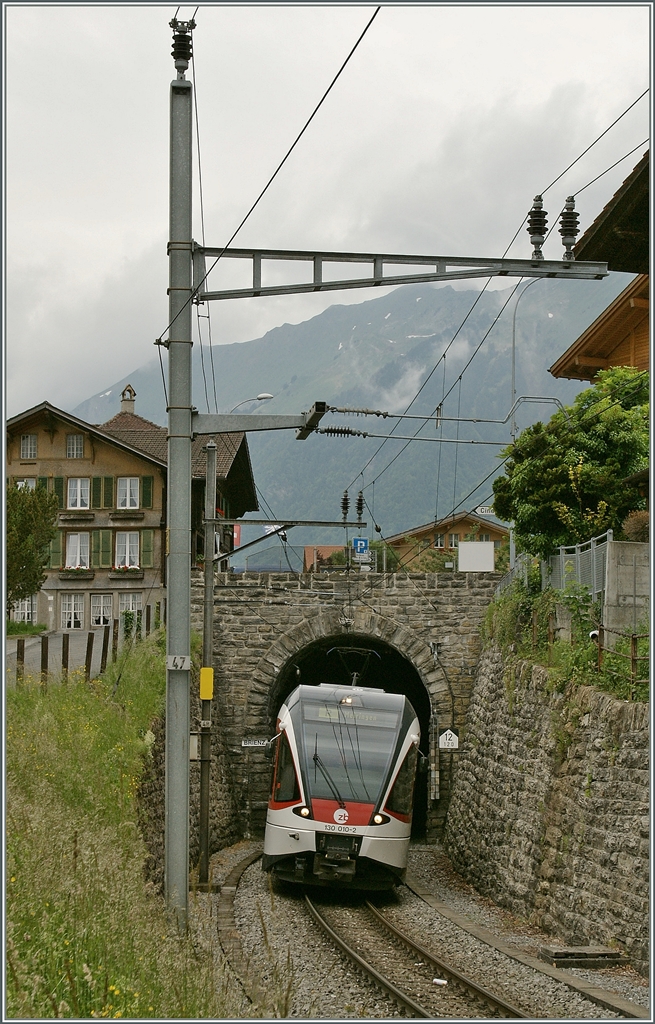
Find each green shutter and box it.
[37,477,48,491]
[53,477,64,508]
[141,529,154,568]
[100,530,112,567]
[141,475,153,509]
[91,530,101,568]
[103,477,114,508]
[49,531,63,569]
[92,477,102,509]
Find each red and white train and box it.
[262,682,423,889]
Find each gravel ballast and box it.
[188,840,649,1018]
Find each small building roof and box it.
[385,510,508,546]
[573,150,649,273]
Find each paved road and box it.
[5,629,124,687]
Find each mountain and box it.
[72,274,634,550]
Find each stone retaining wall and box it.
[445,647,649,975]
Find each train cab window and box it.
[273,732,300,803]
[385,744,418,817]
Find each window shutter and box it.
[91,530,100,568]
[92,477,102,509]
[100,530,112,567]
[141,529,154,568]
[141,475,153,509]
[37,477,48,491]
[103,477,114,508]
[53,477,64,508]
[49,531,62,569]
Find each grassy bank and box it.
[485,574,649,702]
[6,632,243,1019]
[6,620,48,635]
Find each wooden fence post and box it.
[145,604,151,636]
[112,619,119,662]
[40,635,49,690]
[85,631,94,681]
[16,638,25,684]
[62,632,69,679]
[630,633,638,697]
[597,626,604,671]
[100,624,110,674]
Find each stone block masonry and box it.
[445,647,649,976]
[190,569,499,840]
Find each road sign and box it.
[475,505,494,515]
[438,727,459,750]
[353,537,369,554]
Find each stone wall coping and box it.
[404,872,649,1020]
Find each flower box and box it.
[108,568,144,580]
[58,569,95,580]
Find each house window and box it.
[91,594,113,626]
[66,532,90,567]
[13,596,37,622]
[21,434,37,459]
[434,533,445,548]
[117,477,139,508]
[494,539,502,549]
[68,478,90,509]
[449,533,459,548]
[61,594,84,629]
[119,593,142,614]
[15,478,36,490]
[67,434,84,458]
[478,533,491,542]
[115,531,139,567]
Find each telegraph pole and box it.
[165,17,195,929]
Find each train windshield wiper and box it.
[312,745,346,808]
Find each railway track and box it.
[305,893,528,1018]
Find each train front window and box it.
[300,702,400,804]
[272,732,300,803]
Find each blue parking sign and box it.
[353,537,369,554]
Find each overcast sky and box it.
[5,3,650,418]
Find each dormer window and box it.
[66,434,84,458]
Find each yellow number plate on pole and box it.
[199,667,214,700]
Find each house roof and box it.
[6,401,258,514]
[573,150,649,273]
[385,510,509,545]
[549,274,649,380]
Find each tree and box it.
[492,367,648,559]
[6,485,59,616]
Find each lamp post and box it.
[229,393,274,413]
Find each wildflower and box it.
[10,876,15,882]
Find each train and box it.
[262,682,423,889]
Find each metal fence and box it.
[542,529,613,602]
[495,529,613,601]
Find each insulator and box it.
[171,28,193,71]
[559,196,579,261]
[341,491,350,520]
[325,426,355,436]
[375,524,382,533]
[527,195,548,260]
[356,491,365,521]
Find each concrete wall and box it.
[603,541,649,641]
[445,647,649,975]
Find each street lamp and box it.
[229,393,274,413]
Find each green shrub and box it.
[6,620,48,635]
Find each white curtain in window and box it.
[91,594,112,625]
[115,532,139,566]
[117,477,139,508]
[61,594,84,629]
[68,478,89,508]
[66,533,89,567]
[119,593,142,613]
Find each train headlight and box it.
[340,696,353,704]
[371,812,390,825]
[293,805,312,818]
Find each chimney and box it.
[120,385,136,414]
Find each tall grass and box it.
[5,632,248,1018]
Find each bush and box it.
[6,620,47,635]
